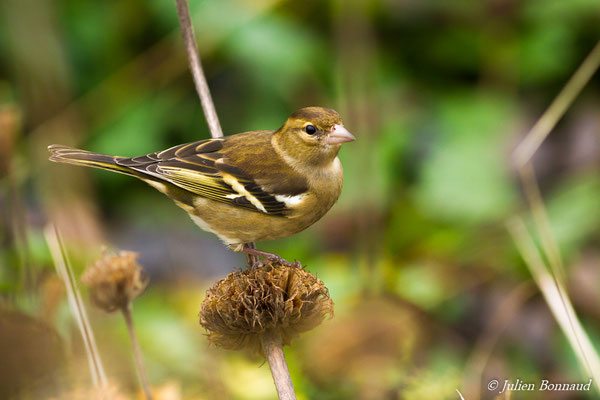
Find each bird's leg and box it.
[240,244,301,268]
[245,242,258,267]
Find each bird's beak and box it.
[326,124,356,144]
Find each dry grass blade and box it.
[173,0,223,139]
[518,163,567,286]
[518,164,599,388]
[507,218,600,393]
[513,41,600,168]
[44,224,108,388]
[510,40,600,394]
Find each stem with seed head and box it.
[261,329,297,400]
[121,304,153,400]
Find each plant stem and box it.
[261,329,297,400]
[121,303,153,400]
[45,225,108,388]
[173,0,223,139]
[513,40,600,168]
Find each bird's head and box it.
[274,106,355,167]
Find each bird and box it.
[48,106,355,266]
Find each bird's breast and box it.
[285,156,344,222]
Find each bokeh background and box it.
[1,0,600,399]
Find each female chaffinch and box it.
[49,107,355,265]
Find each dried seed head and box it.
[81,251,148,312]
[199,262,334,353]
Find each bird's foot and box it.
[256,254,302,269]
[240,244,301,269]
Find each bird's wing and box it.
[116,136,307,216]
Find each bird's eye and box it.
[304,125,317,135]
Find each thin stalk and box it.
[121,303,153,400]
[171,0,263,264]
[44,224,107,388]
[507,217,600,394]
[513,41,600,168]
[173,0,223,139]
[261,329,297,400]
[518,164,567,285]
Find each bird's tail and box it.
[48,145,137,177]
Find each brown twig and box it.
[173,0,223,139]
[261,329,297,400]
[122,303,153,400]
[171,0,267,261]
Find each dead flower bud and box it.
[81,251,148,312]
[199,262,334,353]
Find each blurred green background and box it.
[1,0,600,399]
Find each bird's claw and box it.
[249,255,301,269]
[267,254,302,268]
[241,244,302,269]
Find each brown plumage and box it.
[48,106,355,264]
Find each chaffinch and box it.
[48,106,355,265]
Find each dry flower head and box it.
[81,251,147,312]
[199,262,334,353]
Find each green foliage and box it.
[416,92,517,222]
[546,173,600,258]
[224,15,322,95]
[1,0,599,398]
